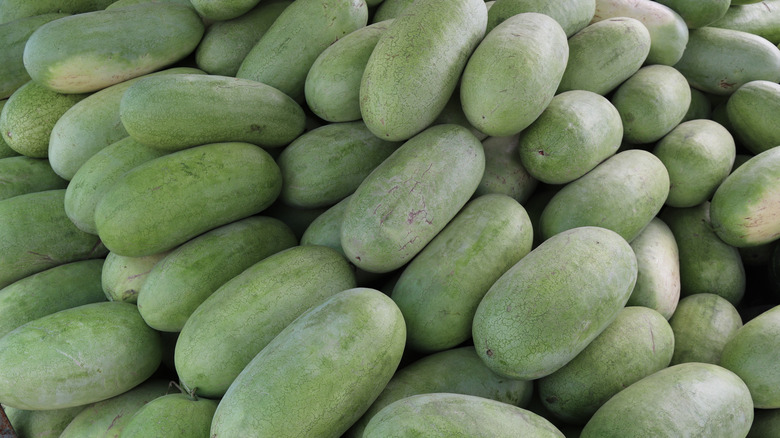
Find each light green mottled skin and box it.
[461,13,567,138]
[669,293,742,365]
[59,379,172,438]
[175,245,356,398]
[474,135,537,204]
[517,90,622,184]
[0,189,107,289]
[210,288,406,438]
[64,137,167,235]
[5,404,85,438]
[0,81,88,158]
[557,17,650,95]
[364,393,564,438]
[94,142,282,257]
[727,80,780,154]
[236,0,368,101]
[721,305,780,408]
[654,0,729,28]
[101,250,170,304]
[0,0,113,24]
[626,217,680,320]
[660,202,746,305]
[346,347,534,438]
[341,124,485,273]
[611,64,691,144]
[49,67,203,181]
[138,216,296,332]
[432,92,488,141]
[0,13,68,99]
[673,27,780,96]
[279,121,400,208]
[119,393,218,438]
[486,0,595,36]
[305,21,392,122]
[472,226,637,380]
[0,302,162,410]
[681,87,712,122]
[360,0,486,141]
[190,0,260,20]
[539,307,674,424]
[711,0,780,44]
[391,194,533,353]
[653,119,735,207]
[371,0,414,22]
[710,147,780,248]
[540,150,670,243]
[0,156,67,200]
[593,0,688,65]
[301,196,352,256]
[0,259,105,339]
[195,0,291,77]
[580,363,754,437]
[0,101,18,159]
[22,4,204,93]
[120,74,305,151]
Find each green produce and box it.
[0,156,67,200]
[119,393,218,438]
[749,409,780,437]
[49,67,204,181]
[277,121,401,208]
[346,347,533,438]
[23,3,204,93]
[682,87,712,122]
[5,405,85,438]
[669,293,743,365]
[710,0,780,44]
[474,135,537,204]
[236,0,368,101]
[300,196,352,257]
[611,64,692,144]
[673,26,780,95]
[94,142,282,257]
[580,363,754,437]
[710,147,780,247]
[540,149,670,243]
[0,101,17,159]
[138,215,297,332]
[195,0,291,77]
[485,0,595,36]
[593,0,689,65]
[660,202,746,305]
[305,20,392,122]
[0,189,106,289]
[371,0,413,22]
[64,136,168,235]
[538,307,675,424]
[363,393,564,438]
[517,89,622,184]
[0,259,105,339]
[0,13,68,99]
[175,245,356,398]
[190,0,260,21]
[653,119,736,207]
[721,305,780,408]
[0,302,162,410]
[0,0,113,24]
[341,124,485,273]
[726,80,780,154]
[653,0,730,28]
[557,17,651,96]
[626,217,681,320]
[432,92,488,141]
[263,201,330,241]
[392,194,533,353]
[210,288,406,437]
[59,379,172,438]
[360,0,486,140]
[0,81,88,158]
[472,226,638,380]
[101,250,170,303]
[120,74,305,151]
[461,12,568,137]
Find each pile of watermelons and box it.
[0,0,779,436]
